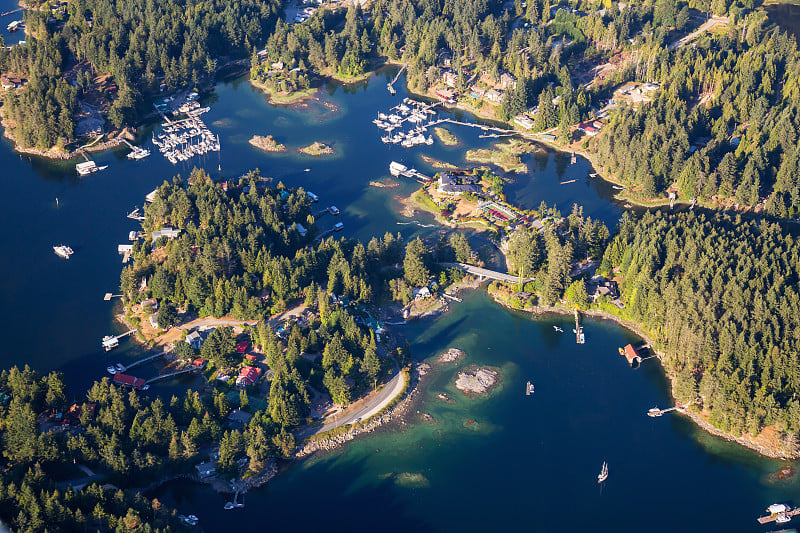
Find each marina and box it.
[151,102,220,164]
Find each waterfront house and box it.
[442,71,458,88]
[485,89,503,104]
[437,173,480,195]
[152,227,181,241]
[191,357,207,369]
[186,331,204,350]
[436,87,456,102]
[195,461,216,477]
[514,115,535,130]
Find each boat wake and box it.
[397,220,436,228]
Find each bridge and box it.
[439,262,533,284]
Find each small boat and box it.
[777,515,792,524]
[106,366,118,375]
[525,381,534,395]
[597,461,608,483]
[128,231,138,241]
[647,407,663,417]
[179,515,198,526]
[328,206,340,215]
[223,502,235,510]
[53,245,74,259]
[553,326,563,332]
[304,168,311,172]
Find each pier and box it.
[111,350,169,373]
[103,293,122,301]
[442,293,462,302]
[127,207,145,221]
[647,399,695,417]
[387,65,405,94]
[102,330,136,351]
[574,309,585,344]
[143,367,199,386]
[1,7,24,16]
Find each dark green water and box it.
[0,29,794,529]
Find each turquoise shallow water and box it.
[0,26,794,529]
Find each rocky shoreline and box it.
[294,364,426,459]
[249,134,286,152]
[489,293,799,460]
[455,365,500,396]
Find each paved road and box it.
[440,262,533,284]
[296,370,407,438]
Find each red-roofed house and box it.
[192,357,207,368]
[236,341,249,354]
[237,366,261,386]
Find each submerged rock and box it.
[455,367,499,395]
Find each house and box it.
[436,87,456,102]
[469,86,487,99]
[414,287,431,300]
[270,61,284,70]
[236,366,262,387]
[514,115,535,130]
[485,89,504,104]
[236,341,249,354]
[1,77,24,90]
[442,71,458,88]
[186,331,204,350]
[149,313,159,329]
[295,222,307,237]
[437,173,480,195]
[499,72,517,91]
[195,461,216,477]
[152,227,181,241]
[191,357,207,369]
[141,298,158,310]
[226,409,253,427]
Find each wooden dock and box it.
[113,350,169,373]
[757,508,800,524]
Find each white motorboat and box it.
[53,245,74,259]
[597,461,608,483]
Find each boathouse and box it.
[622,344,641,365]
[113,374,146,389]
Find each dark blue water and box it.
[0,25,790,529]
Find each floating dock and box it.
[757,506,800,525]
[389,161,432,183]
[102,330,136,351]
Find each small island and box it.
[439,348,465,363]
[421,155,458,169]
[455,366,499,395]
[298,141,335,156]
[433,127,459,146]
[465,139,537,173]
[249,134,287,152]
